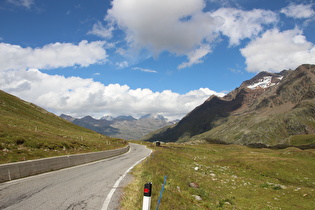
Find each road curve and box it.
[0,143,151,210]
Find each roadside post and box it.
[142,182,152,210]
[156,176,167,210]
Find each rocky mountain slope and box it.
[142,64,315,146]
[60,114,176,140]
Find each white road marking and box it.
[101,149,152,210]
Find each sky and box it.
[0,0,315,120]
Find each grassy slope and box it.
[0,90,127,163]
[290,134,315,146]
[122,142,315,209]
[192,101,315,146]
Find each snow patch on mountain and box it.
[247,76,283,90]
[101,115,114,121]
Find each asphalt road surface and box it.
[0,143,151,210]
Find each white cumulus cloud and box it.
[105,0,224,69]
[0,69,225,120]
[88,21,114,39]
[240,28,315,72]
[178,45,211,69]
[101,1,284,68]
[212,8,278,46]
[0,40,108,71]
[280,4,315,19]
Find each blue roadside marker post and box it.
[156,176,167,210]
[142,182,152,210]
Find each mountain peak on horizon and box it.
[101,115,114,121]
[60,113,173,140]
[114,115,136,121]
[139,113,167,121]
[141,64,315,146]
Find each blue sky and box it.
[0,0,315,120]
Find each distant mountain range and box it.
[141,64,315,146]
[60,114,178,140]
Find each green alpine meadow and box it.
[121,141,315,209]
[0,90,127,164]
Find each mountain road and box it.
[0,143,151,210]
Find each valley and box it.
[1,64,315,209]
[2,1,315,209]
[60,114,178,140]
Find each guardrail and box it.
[0,145,130,183]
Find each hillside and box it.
[0,90,127,163]
[61,114,177,140]
[142,64,315,146]
[122,142,315,209]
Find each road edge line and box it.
[101,146,152,210]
